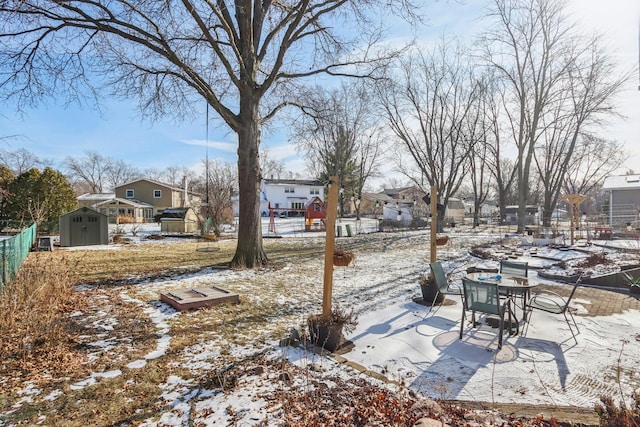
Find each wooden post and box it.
[561,194,587,246]
[322,176,339,319]
[430,185,437,263]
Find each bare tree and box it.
[104,159,141,191]
[199,159,237,237]
[293,82,384,217]
[0,1,417,268]
[479,0,580,232]
[378,40,482,231]
[533,38,632,226]
[467,80,494,228]
[63,151,112,193]
[260,149,286,181]
[562,135,626,196]
[0,147,46,175]
[145,166,200,199]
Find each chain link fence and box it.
[1,223,36,288]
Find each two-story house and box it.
[85,178,202,223]
[259,179,325,216]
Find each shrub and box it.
[576,252,610,268]
[595,392,640,426]
[0,253,86,376]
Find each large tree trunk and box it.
[231,93,268,268]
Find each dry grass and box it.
[0,234,606,426]
[56,237,326,285]
[0,254,86,381]
[0,236,329,426]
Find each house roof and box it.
[117,178,180,190]
[94,197,154,208]
[602,175,640,190]
[362,193,392,203]
[77,193,115,201]
[263,179,323,186]
[382,186,415,196]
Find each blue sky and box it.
[0,0,638,184]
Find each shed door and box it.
[70,214,100,246]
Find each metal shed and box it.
[59,207,109,247]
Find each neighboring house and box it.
[443,198,466,225]
[379,186,428,221]
[461,199,499,219]
[359,193,392,217]
[59,207,109,247]
[602,174,640,227]
[114,178,202,217]
[77,178,203,223]
[503,205,542,226]
[382,186,426,204]
[260,179,324,216]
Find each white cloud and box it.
[180,138,236,153]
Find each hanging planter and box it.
[435,235,449,246]
[333,248,355,266]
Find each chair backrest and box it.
[500,260,528,277]
[462,277,501,316]
[560,277,582,313]
[430,261,448,291]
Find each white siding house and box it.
[261,179,324,216]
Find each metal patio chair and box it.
[499,260,529,277]
[527,277,582,343]
[499,259,530,310]
[429,261,463,307]
[460,277,511,349]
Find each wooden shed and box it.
[59,207,109,247]
[304,196,327,231]
[160,207,199,233]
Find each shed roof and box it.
[60,206,107,218]
[602,175,640,190]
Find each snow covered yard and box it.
[2,224,640,426]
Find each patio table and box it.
[465,272,538,326]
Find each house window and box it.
[310,188,320,195]
[125,189,134,198]
[284,187,295,193]
[154,189,162,198]
[292,202,304,209]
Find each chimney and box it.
[183,175,189,207]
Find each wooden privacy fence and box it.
[1,223,36,288]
